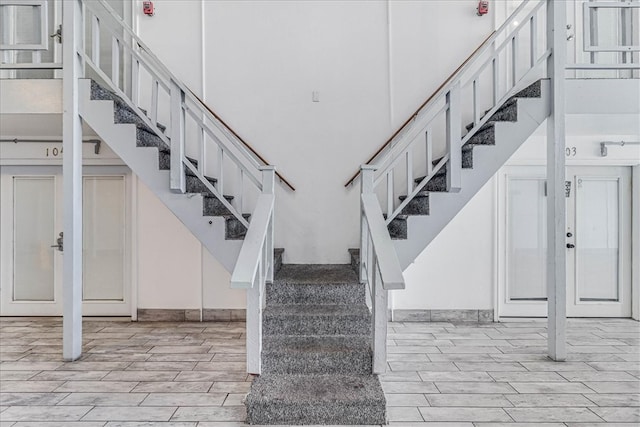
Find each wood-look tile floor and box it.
[0,317,638,426]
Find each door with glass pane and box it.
[0,172,130,316]
[566,167,631,317]
[499,166,632,318]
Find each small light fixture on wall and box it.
[143,1,154,16]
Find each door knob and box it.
[51,232,63,252]
[566,243,575,249]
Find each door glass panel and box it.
[507,178,547,301]
[576,178,619,301]
[83,176,125,301]
[13,177,56,301]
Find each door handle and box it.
[50,25,62,43]
[51,232,63,252]
[566,243,575,249]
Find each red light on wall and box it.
[477,1,489,16]
[143,1,154,16]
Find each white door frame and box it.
[0,165,133,317]
[497,164,635,318]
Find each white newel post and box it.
[261,166,275,283]
[169,79,185,193]
[360,166,376,283]
[546,0,567,362]
[446,81,462,193]
[62,0,84,361]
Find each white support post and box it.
[360,166,376,283]
[546,0,567,362]
[446,82,462,193]
[170,79,185,192]
[62,0,83,362]
[372,260,388,374]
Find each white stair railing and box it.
[230,167,275,375]
[360,166,405,374]
[78,0,269,228]
[359,0,551,228]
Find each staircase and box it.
[355,79,551,268]
[245,264,386,425]
[80,79,264,271]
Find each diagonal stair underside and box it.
[383,79,551,269]
[79,79,247,272]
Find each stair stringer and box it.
[78,79,241,272]
[394,79,551,270]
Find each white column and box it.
[546,0,567,362]
[62,0,83,361]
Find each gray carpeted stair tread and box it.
[224,214,251,240]
[203,194,234,216]
[513,79,542,98]
[265,304,369,317]
[185,174,218,194]
[398,191,430,215]
[245,374,386,425]
[262,335,372,374]
[266,282,365,306]
[274,264,358,285]
[384,214,408,240]
[263,304,371,336]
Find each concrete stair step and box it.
[263,304,371,336]
[262,335,372,374]
[245,373,386,425]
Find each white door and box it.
[0,169,131,316]
[499,166,633,318]
[566,167,632,317]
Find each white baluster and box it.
[169,79,185,193]
[530,14,538,67]
[386,170,394,217]
[151,78,158,124]
[91,15,100,67]
[511,35,519,87]
[112,36,120,87]
[445,82,462,193]
[217,147,224,196]
[492,56,499,105]
[472,79,479,127]
[405,150,413,194]
[425,128,433,176]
